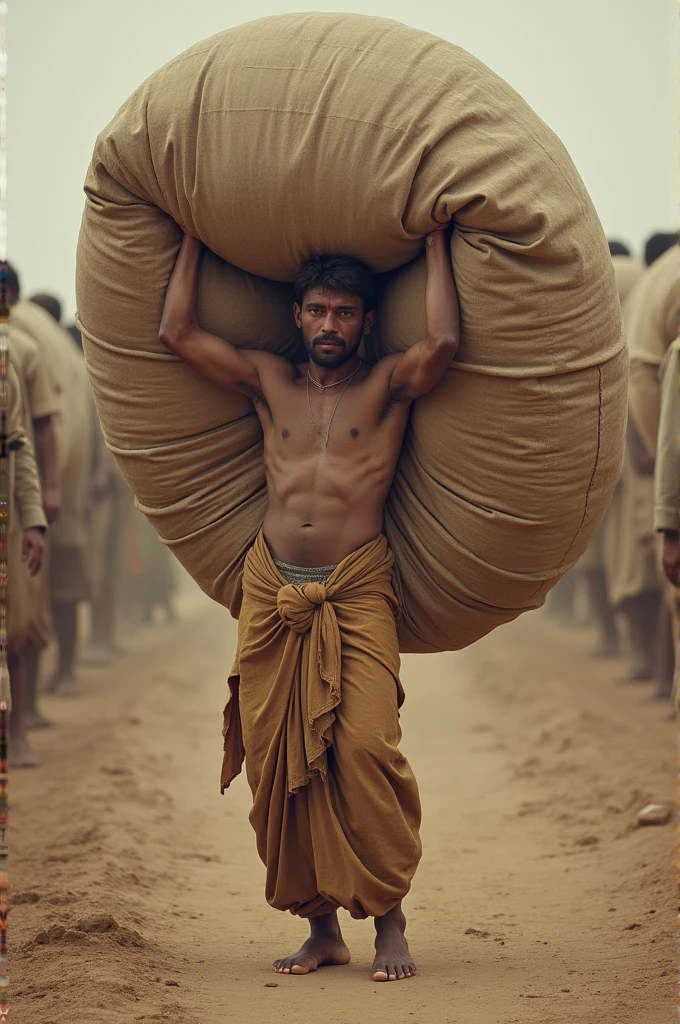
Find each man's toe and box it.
[291,960,313,975]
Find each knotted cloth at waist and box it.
[221,529,400,795]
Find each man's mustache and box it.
[313,334,345,347]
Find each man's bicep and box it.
[386,340,455,398]
[168,326,262,394]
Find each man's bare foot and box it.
[372,903,416,981]
[44,674,80,697]
[274,911,350,976]
[9,735,39,768]
[25,709,55,730]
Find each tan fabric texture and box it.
[611,255,645,307]
[8,365,47,533]
[9,325,59,650]
[88,467,132,601]
[654,340,680,532]
[76,13,626,653]
[7,365,50,651]
[221,530,422,919]
[606,450,662,606]
[11,301,95,553]
[9,326,61,436]
[627,245,680,457]
[577,257,645,575]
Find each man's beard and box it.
[304,332,362,370]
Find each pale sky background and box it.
[9,0,678,322]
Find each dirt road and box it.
[11,595,675,1023]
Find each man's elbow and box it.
[159,324,187,353]
[429,335,459,359]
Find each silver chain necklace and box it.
[307,360,361,393]
[306,361,361,450]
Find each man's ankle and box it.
[309,911,341,937]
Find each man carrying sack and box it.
[159,226,459,982]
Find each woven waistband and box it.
[273,557,339,586]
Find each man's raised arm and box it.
[159,232,262,395]
[387,227,460,399]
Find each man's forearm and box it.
[159,232,203,342]
[424,230,460,347]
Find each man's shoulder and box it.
[364,352,401,384]
[249,349,296,376]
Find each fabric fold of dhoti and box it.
[221,530,422,919]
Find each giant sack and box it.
[76,13,627,653]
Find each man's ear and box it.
[293,302,302,328]
[363,310,376,335]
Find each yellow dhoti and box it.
[221,531,422,920]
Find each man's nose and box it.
[321,312,339,333]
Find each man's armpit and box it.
[379,386,410,422]
[240,380,272,420]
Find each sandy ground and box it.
[10,594,676,1024]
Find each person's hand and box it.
[22,528,45,577]
[42,485,61,524]
[662,530,680,586]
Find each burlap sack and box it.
[76,13,626,653]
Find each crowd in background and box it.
[5,267,179,767]
[547,231,680,705]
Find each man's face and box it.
[294,287,375,369]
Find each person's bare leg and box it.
[23,645,54,729]
[45,601,79,696]
[651,599,674,700]
[81,590,116,664]
[372,902,416,981]
[273,910,351,975]
[8,652,39,767]
[619,594,655,681]
[584,569,619,657]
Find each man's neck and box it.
[307,355,362,388]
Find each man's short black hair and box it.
[608,240,630,257]
[295,253,377,312]
[644,232,678,267]
[1,261,20,304]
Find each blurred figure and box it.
[63,320,135,664]
[653,337,680,706]
[628,238,679,453]
[644,232,678,269]
[6,363,47,766]
[10,280,94,697]
[136,510,177,625]
[574,246,644,658]
[81,433,133,663]
[655,338,680,582]
[7,299,62,732]
[608,239,631,257]
[619,237,680,696]
[29,292,62,325]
